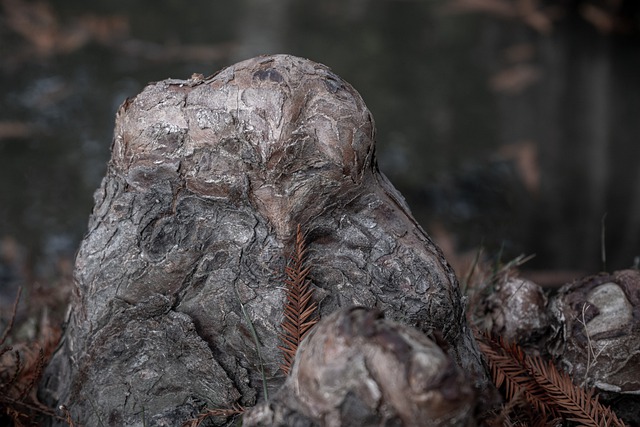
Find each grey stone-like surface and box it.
[548,269,640,394]
[482,277,550,344]
[243,307,476,427]
[41,54,487,426]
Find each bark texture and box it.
[41,54,487,426]
[477,268,640,424]
[243,307,476,427]
[547,269,640,421]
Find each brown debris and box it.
[1,287,63,426]
[278,224,319,376]
[477,332,627,426]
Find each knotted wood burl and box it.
[41,54,488,426]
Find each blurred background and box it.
[1,0,639,306]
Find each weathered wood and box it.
[476,268,640,424]
[41,54,488,426]
[547,269,640,422]
[243,307,476,427]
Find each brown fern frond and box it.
[278,224,319,375]
[477,332,557,418]
[526,355,627,427]
[476,330,627,427]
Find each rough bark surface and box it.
[41,54,487,426]
[547,269,640,421]
[476,268,640,424]
[243,307,476,427]
[548,269,640,394]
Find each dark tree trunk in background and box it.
[40,55,488,426]
[488,16,640,270]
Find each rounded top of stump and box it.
[112,55,376,237]
[285,307,475,426]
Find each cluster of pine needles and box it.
[476,331,627,427]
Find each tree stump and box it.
[41,54,488,426]
[476,268,640,425]
[242,307,477,427]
